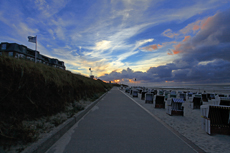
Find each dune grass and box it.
[0,55,112,150]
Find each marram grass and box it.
[0,55,112,149]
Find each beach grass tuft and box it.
[0,55,112,150]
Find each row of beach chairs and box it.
[125,88,185,116]
[124,87,230,135]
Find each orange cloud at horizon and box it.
[128,79,141,83]
[102,80,109,83]
[114,79,120,83]
[165,80,174,83]
[109,79,120,83]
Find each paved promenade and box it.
[46,87,196,153]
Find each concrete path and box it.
[46,87,196,153]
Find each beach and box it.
[121,88,230,153]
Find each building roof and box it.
[1,42,65,69]
[6,43,22,52]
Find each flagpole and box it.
[35,35,37,63]
[35,35,37,51]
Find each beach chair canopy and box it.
[165,91,170,94]
[159,90,164,95]
[180,93,185,98]
[208,105,230,125]
[141,91,146,99]
[208,93,215,100]
[202,94,208,102]
[219,94,226,97]
[170,94,177,98]
[156,95,164,104]
[146,93,153,100]
[172,98,184,103]
[219,97,230,106]
[193,97,201,102]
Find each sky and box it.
[1,0,230,86]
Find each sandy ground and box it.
[121,89,230,153]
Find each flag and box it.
[28,36,36,43]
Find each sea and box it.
[146,84,230,95]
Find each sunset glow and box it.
[1,0,230,85]
[114,80,120,83]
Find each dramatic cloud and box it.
[162,29,179,38]
[94,40,112,51]
[100,9,230,84]
[179,20,203,34]
[136,39,154,47]
[1,0,229,84]
[167,43,182,55]
[178,9,230,61]
[183,36,191,42]
[141,44,158,51]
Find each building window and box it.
[9,52,13,57]
[15,53,18,58]
[22,47,27,53]
[18,54,25,58]
[1,44,7,50]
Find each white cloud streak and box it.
[0,0,227,78]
